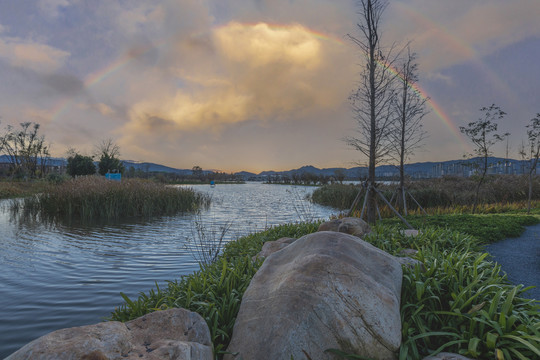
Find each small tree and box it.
[96,139,124,175]
[346,0,400,223]
[460,104,509,213]
[67,153,96,177]
[390,46,428,215]
[0,122,50,178]
[519,113,540,214]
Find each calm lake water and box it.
[0,183,337,358]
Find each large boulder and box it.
[6,308,212,360]
[225,231,402,360]
[318,217,371,238]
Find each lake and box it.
[0,182,337,358]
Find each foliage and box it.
[0,122,50,178]
[11,176,210,221]
[459,105,509,213]
[66,153,96,177]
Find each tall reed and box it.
[13,176,210,221]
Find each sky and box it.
[0,0,539,173]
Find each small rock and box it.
[318,217,371,238]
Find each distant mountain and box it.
[1,155,535,179]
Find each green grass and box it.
[380,214,539,244]
[110,216,539,359]
[10,175,210,221]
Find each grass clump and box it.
[12,175,210,221]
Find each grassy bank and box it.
[0,180,50,199]
[311,175,540,213]
[10,176,210,221]
[111,214,539,359]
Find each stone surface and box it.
[255,237,296,259]
[400,229,420,237]
[317,217,371,238]
[225,231,402,360]
[6,308,213,360]
[423,353,474,360]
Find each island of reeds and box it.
[10,175,210,222]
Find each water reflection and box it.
[0,183,337,358]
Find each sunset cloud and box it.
[122,22,350,138]
[0,34,69,73]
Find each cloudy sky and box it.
[0,0,539,172]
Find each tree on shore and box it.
[460,104,509,213]
[519,113,540,214]
[346,0,400,223]
[66,149,96,177]
[390,46,428,215]
[96,139,124,175]
[0,121,50,178]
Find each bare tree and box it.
[460,104,509,213]
[346,0,400,223]
[390,46,428,215]
[519,113,540,214]
[95,139,124,175]
[0,122,50,178]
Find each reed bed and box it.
[111,217,539,359]
[311,175,540,214]
[14,176,210,221]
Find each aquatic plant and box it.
[12,175,210,221]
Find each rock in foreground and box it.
[225,231,402,360]
[6,308,212,360]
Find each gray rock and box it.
[254,237,296,259]
[400,229,421,237]
[318,217,371,238]
[6,308,213,360]
[225,231,402,360]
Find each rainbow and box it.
[50,41,163,121]
[393,3,519,107]
[376,57,464,142]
